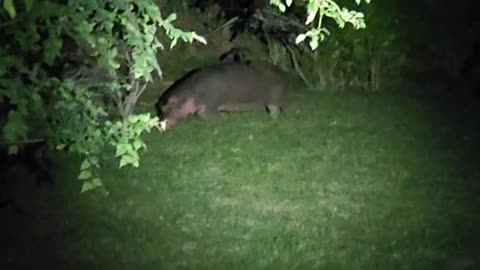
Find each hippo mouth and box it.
[159,119,168,131]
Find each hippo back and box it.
[192,62,289,108]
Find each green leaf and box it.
[92,178,103,187]
[138,114,150,123]
[24,0,33,11]
[286,0,293,7]
[319,32,326,41]
[3,110,27,142]
[129,114,140,123]
[170,37,178,49]
[309,36,319,50]
[93,129,102,139]
[43,31,63,66]
[3,0,16,18]
[116,144,127,157]
[56,144,66,150]
[81,181,95,193]
[165,13,176,23]
[305,9,317,25]
[133,139,143,150]
[129,149,139,160]
[119,156,129,168]
[132,160,139,167]
[8,145,18,155]
[295,34,307,44]
[124,143,134,153]
[78,169,92,180]
[89,156,100,168]
[80,159,91,170]
[192,33,207,45]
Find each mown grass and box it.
[2,88,480,270]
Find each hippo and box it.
[155,62,289,130]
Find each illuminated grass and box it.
[3,90,479,269]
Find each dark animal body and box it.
[155,62,289,129]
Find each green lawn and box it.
[2,89,480,270]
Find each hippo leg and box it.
[196,104,218,120]
[266,105,282,119]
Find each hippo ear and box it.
[161,104,171,113]
[169,96,179,104]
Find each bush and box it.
[0,0,205,192]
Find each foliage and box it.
[257,0,409,91]
[0,0,205,192]
[295,0,407,92]
[270,0,370,50]
[189,0,371,88]
[0,0,371,193]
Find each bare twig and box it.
[285,44,313,88]
[135,81,148,100]
[0,138,45,145]
[204,16,239,35]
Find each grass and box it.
[2,88,480,270]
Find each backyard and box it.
[2,87,479,269]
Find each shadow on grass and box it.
[413,92,480,256]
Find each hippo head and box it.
[156,96,200,130]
